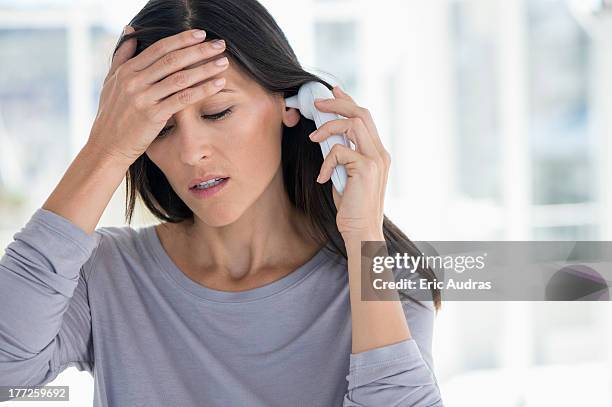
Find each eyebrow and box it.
[190,77,237,93]
[165,89,236,121]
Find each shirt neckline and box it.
[142,224,332,303]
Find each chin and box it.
[191,205,243,228]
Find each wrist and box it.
[83,140,135,170]
[342,229,385,252]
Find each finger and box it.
[143,56,229,102]
[333,86,390,215]
[332,85,355,103]
[316,91,386,158]
[309,116,378,159]
[106,26,136,83]
[317,144,371,184]
[153,76,226,120]
[140,39,227,86]
[127,29,208,72]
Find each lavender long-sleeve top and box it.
[0,208,444,406]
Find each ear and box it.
[281,99,301,128]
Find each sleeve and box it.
[342,298,444,407]
[0,207,103,390]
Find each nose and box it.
[173,117,213,165]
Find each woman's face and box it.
[145,54,300,227]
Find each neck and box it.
[157,168,322,284]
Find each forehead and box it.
[184,51,254,95]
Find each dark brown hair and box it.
[114,0,441,312]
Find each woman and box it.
[0,0,443,406]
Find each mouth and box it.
[189,177,230,191]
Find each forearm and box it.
[345,231,411,354]
[42,142,132,235]
[0,140,120,382]
[343,232,444,406]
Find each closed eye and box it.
[156,107,233,138]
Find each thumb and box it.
[106,25,136,81]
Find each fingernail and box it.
[193,30,206,39]
[212,39,225,49]
[314,98,326,104]
[309,130,318,140]
[122,25,129,35]
[316,173,322,183]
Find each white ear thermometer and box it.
[285,82,350,194]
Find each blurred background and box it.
[1,0,611,405]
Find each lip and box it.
[189,177,229,199]
[188,175,229,190]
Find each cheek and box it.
[144,142,164,166]
[230,108,282,174]
[144,147,177,188]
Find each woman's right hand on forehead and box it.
[86,25,229,166]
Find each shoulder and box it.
[94,223,144,247]
[89,223,145,257]
[83,223,154,278]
